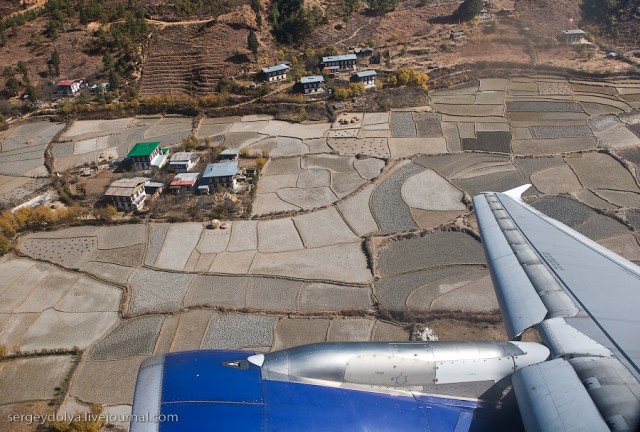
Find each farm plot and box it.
[89,315,165,360]
[0,356,74,405]
[253,154,383,215]
[0,176,50,209]
[0,121,64,176]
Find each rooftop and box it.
[170,152,196,163]
[322,54,357,62]
[170,172,200,186]
[128,142,160,158]
[220,149,240,155]
[57,80,77,86]
[562,29,586,35]
[354,70,377,78]
[262,64,290,74]
[104,177,150,196]
[301,75,324,84]
[203,161,239,178]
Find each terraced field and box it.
[4,76,640,429]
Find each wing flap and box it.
[512,358,610,432]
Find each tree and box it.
[3,67,20,97]
[368,0,399,14]
[455,0,482,21]
[50,48,61,76]
[248,30,259,59]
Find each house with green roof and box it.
[127,142,166,170]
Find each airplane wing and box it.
[130,185,640,432]
[473,186,640,432]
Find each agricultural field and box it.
[2,76,640,430]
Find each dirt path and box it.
[234,82,295,107]
[7,0,46,18]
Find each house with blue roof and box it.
[300,75,324,94]
[261,64,290,82]
[201,161,239,192]
[351,70,377,89]
[322,54,357,72]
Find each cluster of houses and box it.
[260,51,378,95]
[103,142,246,212]
[55,79,110,96]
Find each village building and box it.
[354,47,374,57]
[127,142,167,170]
[351,70,377,89]
[144,181,165,200]
[104,177,150,211]
[56,79,82,96]
[169,173,200,194]
[169,152,200,173]
[202,161,239,192]
[560,29,587,44]
[218,149,240,161]
[322,54,358,72]
[300,76,325,94]
[261,64,290,82]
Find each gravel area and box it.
[272,318,330,350]
[293,207,358,248]
[506,101,584,113]
[528,195,595,227]
[202,313,278,349]
[145,223,169,266]
[412,112,442,138]
[98,224,147,249]
[530,125,593,138]
[184,274,247,308]
[378,232,485,278]
[89,315,165,360]
[461,131,512,153]
[129,268,194,314]
[588,114,621,131]
[575,214,628,240]
[0,356,74,404]
[371,162,423,233]
[390,112,417,137]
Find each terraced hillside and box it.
[139,23,251,97]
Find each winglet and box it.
[503,184,532,202]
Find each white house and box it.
[351,70,377,89]
[262,64,290,82]
[56,79,82,96]
[169,152,200,173]
[104,177,150,211]
[202,161,239,192]
[300,76,324,94]
[322,54,357,72]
